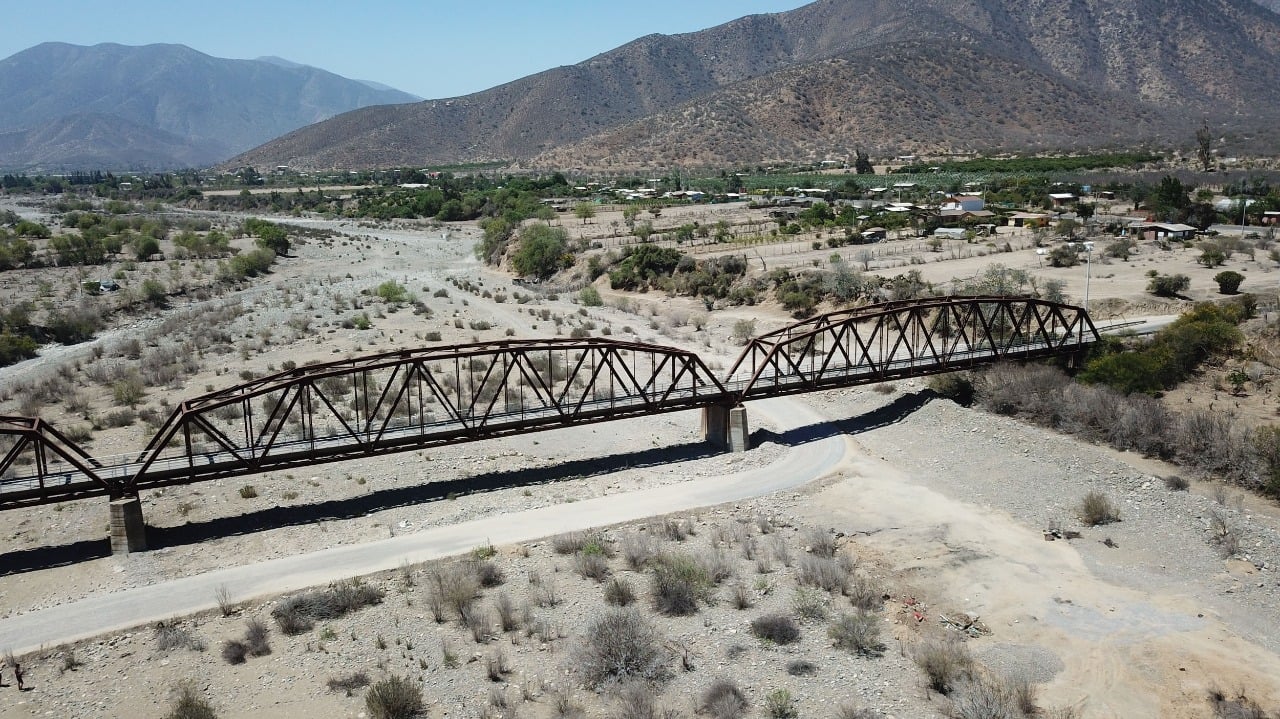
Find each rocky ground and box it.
[2,198,1280,718]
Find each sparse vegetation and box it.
[1079,491,1121,526]
[574,608,670,688]
[700,678,750,719]
[828,612,884,656]
[272,579,385,634]
[365,675,424,719]
[751,613,801,644]
[164,680,218,719]
[913,637,973,695]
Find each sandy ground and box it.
[2,197,1280,717]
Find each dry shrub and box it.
[1208,688,1272,719]
[426,563,480,622]
[765,689,798,719]
[326,671,371,696]
[622,532,657,570]
[611,681,678,719]
[164,680,217,719]
[1079,491,1120,526]
[220,639,247,665]
[792,587,829,621]
[949,675,1021,719]
[155,623,204,652]
[829,612,884,656]
[604,577,636,606]
[365,675,424,719]
[750,613,800,644]
[650,553,713,615]
[805,527,838,558]
[835,706,884,719]
[574,608,670,688]
[662,518,693,542]
[272,579,385,634]
[485,649,510,681]
[730,583,753,610]
[495,592,520,631]
[696,548,736,585]
[1163,474,1190,491]
[700,678,749,719]
[797,555,851,594]
[575,552,611,581]
[847,574,882,611]
[244,618,271,656]
[913,636,973,695]
[1209,510,1242,558]
[464,605,494,643]
[474,560,505,588]
[786,659,817,676]
[553,530,612,555]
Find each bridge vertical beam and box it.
[109,496,147,555]
[703,403,749,453]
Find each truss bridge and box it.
[1,296,1098,549]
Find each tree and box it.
[1047,244,1079,267]
[1148,273,1190,297]
[573,202,596,225]
[133,235,160,260]
[1198,243,1227,268]
[1227,368,1249,396]
[1214,270,1244,295]
[1196,121,1213,172]
[854,149,874,175]
[511,224,569,279]
[1150,175,1191,222]
[622,206,641,229]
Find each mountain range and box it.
[0,42,419,171]
[229,0,1280,171]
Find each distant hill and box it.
[0,42,419,171]
[229,0,1280,171]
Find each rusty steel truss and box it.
[725,296,1098,397]
[1,297,1098,508]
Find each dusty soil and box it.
[2,196,1280,718]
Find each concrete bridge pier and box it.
[703,403,750,453]
[109,496,147,555]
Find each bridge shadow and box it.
[751,390,937,446]
[0,391,940,575]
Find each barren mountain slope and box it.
[228,0,1280,170]
[0,42,420,169]
[531,43,1179,169]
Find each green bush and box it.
[578,285,603,306]
[650,553,713,615]
[1213,271,1244,295]
[0,331,38,366]
[511,224,570,279]
[1147,273,1190,297]
[141,278,167,306]
[375,280,412,304]
[928,373,975,405]
[609,244,683,291]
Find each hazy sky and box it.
[2,0,811,99]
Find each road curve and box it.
[0,396,850,656]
